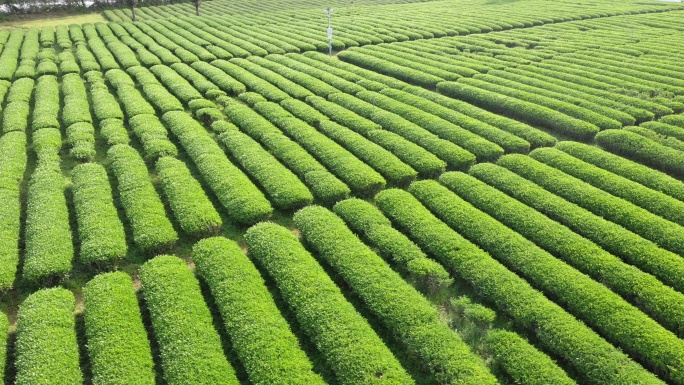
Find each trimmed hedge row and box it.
[155,156,222,237]
[486,330,576,385]
[150,64,203,103]
[248,56,340,97]
[294,205,496,385]
[232,58,313,99]
[556,141,684,203]
[218,129,312,209]
[32,75,59,131]
[139,255,239,385]
[99,118,129,146]
[382,88,530,154]
[493,68,640,124]
[55,25,71,48]
[469,161,684,294]
[625,126,684,152]
[3,78,34,133]
[329,92,476,170]
[318,120,417,186]
[15,288,82,385]
[0,30,24,80]
[212,59,287,101]
[472,73,632,127]
[356,90,504,161]
[531,147,684,227]
[23,163,74,284]
[222,101,350,203]
[66,122,96,161]
[71,163,127,264]
[89,80,124,121]
[83,272,156,385]
[0,131,26,290]
[374,188,664,385]
[410,179,684,383]
[641,121,684,142]
[193,237,326,385]
[62,73,92,127]
[279,98,327,126]
[128,114,178,159]
[459,75,622,130]
[244,222,414,385]
[596,129,684,176]
[443,170,684,334]
[332,198,451,288]
[499,154,684,258]
[267,54,366,95]
[75,42,101,72]
[190,61,245,95]
[254,101,387,196]
[338,50,444,88]
[437,81,599,141]
[107,144,178,251]
[305,95,445,177]
[506,66,655,122]
[140,83,184,113]
[162,111,273,224]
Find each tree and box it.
[193,0,201,15]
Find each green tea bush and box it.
[15,288,82,385]
[193,237,326,385]
[107,144,178,251]
[155,156,222,236]
[245,222,414,385]
[499,154,684,257]
[218,130,313,209]
[375,188,664,385]
[84,272,156,385]
[139,255,239,385]
[162,111,273,224]
[71,163,127,264]
[487,330,576,385]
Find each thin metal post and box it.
[325,8,334,56]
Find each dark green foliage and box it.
[329,92,476,169]
[15,288,82,385]
[139,255,239,385]
[66,122,96,161]
[0,131,26,290]
[107,144,178,251]
[62,73,92,127]
[487,330,576,385]
[84,272,156,385]
[193,237,326,385]
[375,188,663,385]
[442,170,684,334]
[383,88,530,153]
[530,147,684,227]
[437,81,598,140]
[32,75,60,131]
[191,61,246,95]
[556,141,684,202]
[295,205,496,385]
[218,130,313,209]
[356,91,504,161]
[333,198,451,289]
[162,111,273,224]
[23,163,73,284]
[244,222,414,385]
[128,114,178,159]
[498,154,684,258]
[318,120,417,186]
[596,129,684,176]
[71,163,127,264]
[155,156,222,237]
